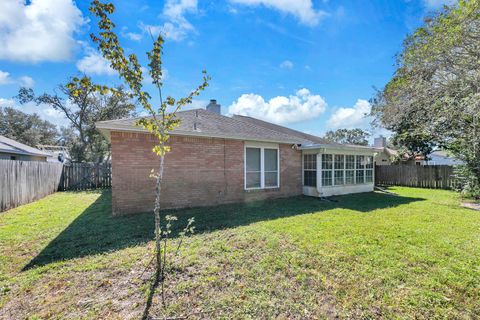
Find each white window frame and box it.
[319,153,375,188]
[303,153,317,187]
[244,142,280,190]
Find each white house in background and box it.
[427,150,464,166]
[37,145,71,163]
[372,135,463,166]
[0,135,51,161]
[373,136,397,165]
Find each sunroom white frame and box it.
[301,144,377,197]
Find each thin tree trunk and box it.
[154,153,166,282]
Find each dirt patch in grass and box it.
[461,202,480,211]
[1,250,149,319]
[143,231,341,319]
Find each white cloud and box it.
[327,99,372,129]
[76,49,116,76]
[19,76,35,88]
[228,88,327,124]
[125,32,143,41]
[0,71,13,85]
[230,0,327,26]
[423,0,456,9]
[279,60,294,69]
[141,0,198,41]
[121,27,143,41]
[0,71,35,87]
[0,98,15,108]
[0,0,85,62]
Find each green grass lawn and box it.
[0,188,479,319]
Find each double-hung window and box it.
[345,155,355,185]
[264,149,278,187]
[303,154,317,187]
[245,146,279,189]
[334,155,345,185]
[356,155,365,184]
[321,154,333,186]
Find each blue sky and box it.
[0,0,454,139]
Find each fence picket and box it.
[375,165,455,189]
[0,160,63,212]
[59,162,112,191]
[1,160,112,212]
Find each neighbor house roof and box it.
[96,109,323,145]
[0,135,50,157]
[376,147,398,157]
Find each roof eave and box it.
[0,148,49,157]
[300,144,378,153]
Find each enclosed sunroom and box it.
[301,144,377,197]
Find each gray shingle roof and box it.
[232,114,331,145]
[96,109,323,144]
[0,135,50,157]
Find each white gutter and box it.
[300,143,378,153]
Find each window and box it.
[10,156,16,160]
[303,154,317,187]
[365,156,374,183]
[334,155,344,185]
[245,146,279,189]
[246,148,261,188]
[317,153,375,188]
[345,155,355,185]
[356,155,365,184]
[264,149,278,187]
[321,154,333,186]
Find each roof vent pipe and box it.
[206,99,221,114]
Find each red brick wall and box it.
[111,131,302,215]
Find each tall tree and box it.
[371,0,480,196]
[0,107,59,147]
[17,77,136,162]
[390,132,435,162]
[324,128,370,146]
[90,0,209,312]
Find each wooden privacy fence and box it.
[59,162,112,191]
[0,160,63,212]
[375,165,455,189]
[1,161,112,212]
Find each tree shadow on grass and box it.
[23,190,424,270]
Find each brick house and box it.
[97,100,377,215]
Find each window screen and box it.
[264,149,278,187]
[246,147,261,188]
[303,154,317,187]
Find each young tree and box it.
[0,107,59,147]
[324,128,370,146]
[371,0,480,196]
[89,0,210,309]
[17,77,135,162]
